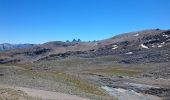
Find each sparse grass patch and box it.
[4,63,33,70]
[94,55,122,62]
[54,72,107,96]
[0,88,40,100]
[87,67,142,76]
[23,70,107,96]
[34,56,122,71]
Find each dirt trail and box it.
[0,84,90,100]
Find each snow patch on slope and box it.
[125,52,133,55]
[140,44,149,49]
[133,34,139,36]
[112,45,118,50]
[166,39,170,42]
[162,34,170,38]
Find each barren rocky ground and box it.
[0,29,170,100]
[0,84,90,100]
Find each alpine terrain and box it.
[0,29,170,100]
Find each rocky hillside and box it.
[91,29,170,63]
[0,29,170,64]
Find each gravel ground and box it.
[0,84,90,100]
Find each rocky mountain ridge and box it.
[0,29,170,64]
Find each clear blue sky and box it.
[0,0,170,44]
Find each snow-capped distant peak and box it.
[140,44,149,49]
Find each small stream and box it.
[101,86,161,100]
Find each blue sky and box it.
[0,0,170,44]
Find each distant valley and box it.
[0,43,36,51]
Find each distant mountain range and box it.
[0,43,37,51]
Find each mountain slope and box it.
[0,29,170,64]
[0,29,170,100]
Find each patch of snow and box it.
[161,42,165,45]
[156,42,165,48]
[133,34,139,36]
[140,44,149,49]
[117,88,127,93]
[163,34,170,38]
[158,45,162,48]
[112,45,118,50]
[112,47,118,49]
[151,44,156,48]
[101,86,114,92]
[125,52,133,55]
[166,39,170,41]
